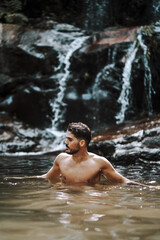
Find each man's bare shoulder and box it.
[88,152,106,159]
[55,152,70,162]
[56,152,69,158]
[88,152,109,164]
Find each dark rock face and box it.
[67,27,140,128]
[142,136,160,149]
[0,23,141,130]
[90,115,160,164]
[89,140,116,159]
[0,23,63,128]
[1,22,160,131]
[0,112,58,153]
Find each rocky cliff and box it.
[0,1,160,162]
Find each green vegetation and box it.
[1,0,22,13]
[0,0,28,24]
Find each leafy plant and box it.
[0,0,22,13]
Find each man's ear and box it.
[79,139,86,147]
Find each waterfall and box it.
[116,29,153,124]
[92,63,115,99]
[116,41,138,124]
[152,0,160,21]
[46,35,88,151]
[50,36,88,129]
[137,32,153,115]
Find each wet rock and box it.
[139,149,160,161]
[84,27,140,54]
[0,22,89,128]
[142,136,160,149]
[112,150,140,165]
[90,115,160,164]
[122,130,144,143]
[1,139,37,153]
[68,41,132,128]
[0,23,67,128]
[0,42,58,76]
[144,127,160,137]
[89,140,115,159]
[0,112,54,153]
[0,129,14,142]
[0,110,160,162]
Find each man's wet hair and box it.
[67,122,91,147]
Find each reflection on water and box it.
[0,157,160,240]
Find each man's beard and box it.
[65,144,80,155]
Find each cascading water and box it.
[116,29,153,124]
[50,36,88,129]
[47,34,88,151]
[116,41,138,124]
[90,63,115,124]
[92,63,115,100]
[137,32,153,115]
[152,0,160,21]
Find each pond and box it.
[0,156,160,240]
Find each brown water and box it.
[0,156,160,240]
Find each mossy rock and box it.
[4,13,28,24]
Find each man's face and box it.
[65,131,80,155]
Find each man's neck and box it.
[72,148,89,163]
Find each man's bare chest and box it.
[59,161,100,183]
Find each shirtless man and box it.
[7,122,160,188]
[41,122,130,184]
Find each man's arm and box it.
[101,158,129,183]
[100,157,160,188]
[41,156,61,179]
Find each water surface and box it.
[0,156,160,240]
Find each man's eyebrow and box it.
[66,136,73,140]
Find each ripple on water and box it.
[0,159,160,240]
